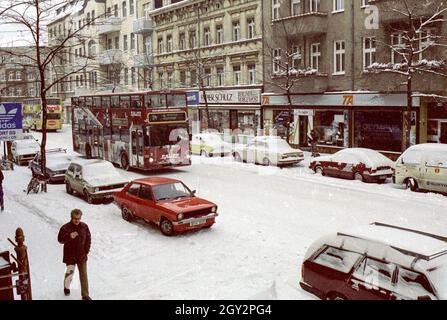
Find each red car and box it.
[113,177,218,236]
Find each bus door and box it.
[131,128,144,167]
[92,126,104,158]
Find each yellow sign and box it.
[343,95,354,106]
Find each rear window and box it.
[426,152,447,168]
[312,246,362,274]
[401,150,423,165]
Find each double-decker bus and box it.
[71,91,191,171]
[23,98,64,131]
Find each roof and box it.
[132,177,181,186]
[406,143,447,152]
[70,159,111,167]
[339,223,447,261]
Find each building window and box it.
[124,68,129,85]
[204,68,211,87]
[167,35,173,52]
[131,33,136,50]
[158,38,163,54]
[272,0,281,19]
[16,71,22,80]
[216,67,225,86]
[361,0,369,7]
[216,25,224,44]
[204,27,211,46]
[233,65,241,85]
[247,18,255,39]
[248,64,256,84]
[291,0,301,15]
[130,0,135,15]
[311,43,321,71]
[189,31,197,49]
[333,0,344,12]
[122,1,127,17]
[191,69,197,87]
[179,33,186,50]
[273,48,281,74]
[391,33,405,64]
[123,35,128,51]
[310,0,320,12]
[363,37,376,69]
[232,21,241,41]
[334,40,345,75]
[180,70,186,87]
[167,72,173,88]
[292,45,303,69]
[158,72,164,89]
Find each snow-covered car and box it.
[233,136,304,167]
[394,143,447,193]
[65,159,129,204]
[113,177,218,236]
[11,134,40,166]
[191,133,233,157]
[28,148,73,183]
[300,222,447,300]
[309,148,394,183]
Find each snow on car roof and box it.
[133,177,181,186]
[406,143,447,152]
[70,159,113,167]
[338,148,394,167]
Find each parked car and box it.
[300,222,447,300]
[233,136,304,167]
[29,148,73,183]
[11,134,40,166]
[394,143,447,193]
[113,177,218,236]
[309,148,394,183]
[65,159,129,204]
[191,133,233,157]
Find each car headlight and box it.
[149,158,154,163]
[211,206,217,213]
[177,213,184,220]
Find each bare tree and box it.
[367,0,447,151]
[0,0,105,190]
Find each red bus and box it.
[71,91,191,171]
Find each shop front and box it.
[262,92,421,156]
[427,102,447,144]
[187,88,262,137]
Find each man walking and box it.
[57,209,92,300]
[308,129,320,157]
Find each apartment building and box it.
[262,0,447,155]
[0,47,41,103]
[149,0,264,134]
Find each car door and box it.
[245,141,256,163]
[125,183,141,216]
[72,164,84,193]
[137,185,157,221]
[323,154,340,178]
[396,150,423,184]
[347,257,396,300]
[255,141,267,164]
[391,267,436,300]
[422,152,447,193]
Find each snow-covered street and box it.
[1,125,447,300]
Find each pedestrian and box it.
[308,129,320,157]
[0,167,4,211]
[57,209,92,300]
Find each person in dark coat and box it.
[0,168,4,211]
[308,129,320,157]
[58,209,91,300]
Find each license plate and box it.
[190,219,205,227]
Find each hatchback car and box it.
[233,136,304,167]
[65,159,129,203]
[300,222,447,300]
[11,134,40,166]
[309,148,394,183]
[191,133,233,157]
[113,177,218,236]
[29,148,73,183]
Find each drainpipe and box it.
[351,0,355,91]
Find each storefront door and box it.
[441,123,447,144]
[299,116,308,147]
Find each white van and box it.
[394,143,447,193]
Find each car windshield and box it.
[152,182,192,201]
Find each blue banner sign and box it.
[0,103,23,141]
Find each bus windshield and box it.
[47,113,61,120]
[147,125,188,147]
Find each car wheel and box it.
[354,172,364,182]
[263,158,271,166]
[233,152,242,162]
[326,292,347,300]
[85,145,92,159]
[121,207,134,222]
[66,183,73,195]
[120,152,130,171]
[160,218,175,236]
[406,178,418,192]
[84,189,94,204]
[315,166,325,176]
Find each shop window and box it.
[314,110,347,147]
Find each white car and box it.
[191,133,233,157]
[65,159,129,204]
[29,148,74,183]
[233,136,304,167]
[11,134,40,166]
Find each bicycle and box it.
[26,174,50,195]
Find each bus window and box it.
[121,96,131,108]
[86,97,93,108]
[111,96,119,108]
[78,98,86,108]
[103,97,111,108]
[144,94,154,108]
[131,95,142,108]
[168,93,186,107]
[93,97,101,108]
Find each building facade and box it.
[262,0,447,155]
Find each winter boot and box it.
[64,288,70,296]
[82,296,92,300]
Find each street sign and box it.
[0,103,23,141]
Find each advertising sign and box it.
[0,103,23,141]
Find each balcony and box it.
[133,18,153,34]
[370,0,442,24]
[272,12,328,36]
[97,17,123,35]
[98,49,123,65]
[133,53,154,68]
